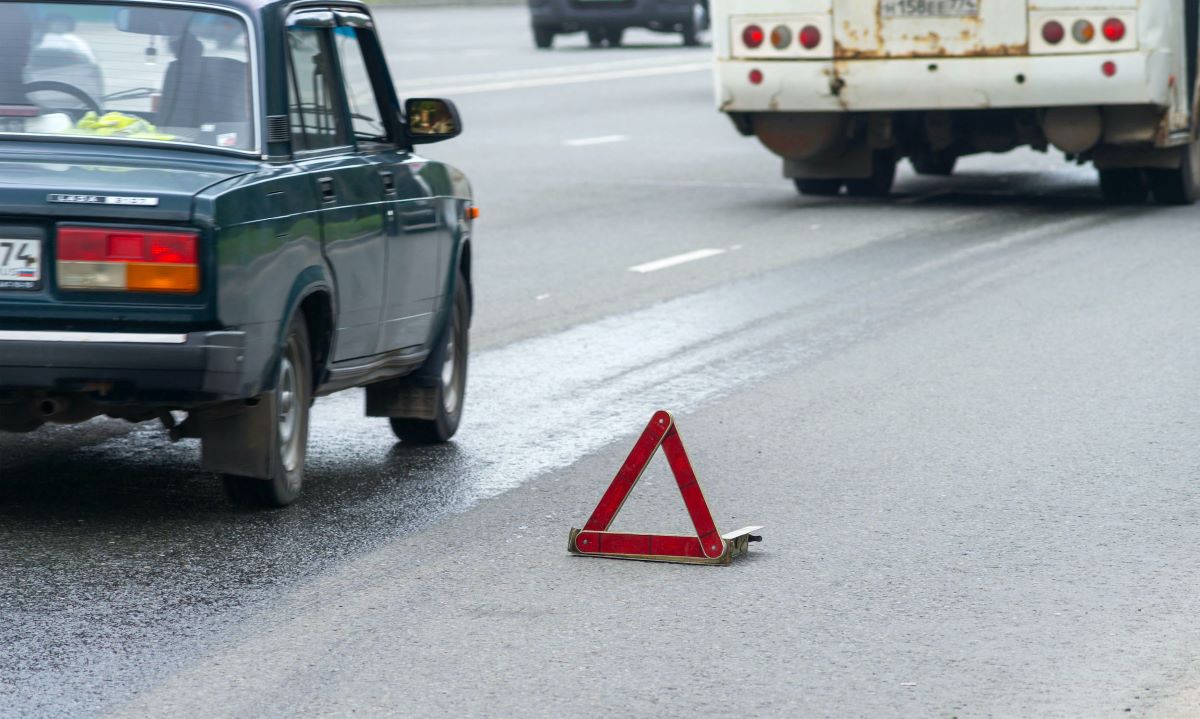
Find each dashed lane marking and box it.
[405,61,711,96]
[629,248,726,274]
[564,135,627,147]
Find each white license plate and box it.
[0,239,42,290]
[881,0,979,18]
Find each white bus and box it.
[712,0,1199,204]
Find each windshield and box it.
[0,1,254,151]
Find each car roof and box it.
[103,0,371,23]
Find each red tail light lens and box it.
[1042,20,1064,44]
[748,69,763,85]
[743,25,764,49]
[57,227,199,293]
[799,25,821,50]
[1102,18,1125,42]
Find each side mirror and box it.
[404,98,462,144]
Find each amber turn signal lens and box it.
[1072,19,1095,43]
[770,25,791,50]
[465,206,480,220]
[126,263,200,294]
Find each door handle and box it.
[318,177,336,203]
[379,170,396,195]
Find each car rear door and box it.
[286,10,388,362]
[329,13,443,355]
[832,0,1028,57]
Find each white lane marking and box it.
[397,55,696,89]
[408,62,711,96]
[564,134,627,147]
[629,248,727,274]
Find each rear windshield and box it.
[0,1,254,152]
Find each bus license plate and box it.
[0,239,42,290]
[881,0,979,18]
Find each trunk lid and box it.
[833,0,1029,58]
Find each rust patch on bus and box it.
[834,2,1028,59]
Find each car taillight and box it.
[57,226,199,293]
[1042,20,1064,44]
[799,25,821,50]
[743,25,764,49]
[770,25,791,50]
[1072,19,1095,43]
[1102,18,1125,42]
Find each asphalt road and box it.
[4,7,1200,718]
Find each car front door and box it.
[286,12,388,362]
[329,15,441,354]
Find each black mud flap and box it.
[197,396,277,479]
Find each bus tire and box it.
[1098,169,1148,205]
[1147,140,1200,206]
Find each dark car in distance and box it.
[0,0,474,507]
[528,0,708,48]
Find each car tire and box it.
[682,2,707,47]
[587,28,605,48]
[1099,168,1148,205]
[911,153,957,176]
[533,26,554,49]
[606,27,625,47]
[1147,139,1200,205]
[794,179,842,196]
[846,150,897,197]
[222,315,311,509]
[390,271,469,444]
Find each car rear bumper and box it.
[716,51,1171,112]
[530,0,694,28]
[0,329,249,400]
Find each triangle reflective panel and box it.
[568,410,762,565]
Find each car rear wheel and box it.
[606,27,625,47]
[1099,168,1148,205]
[587,28,604,48]
[1147,139,1200,205]
[390,272,469,444]
[533,26,554,49]
[794,179,842,196]
[223,316,311,508]
[682,2,707,47]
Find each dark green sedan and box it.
[0,0,474,507]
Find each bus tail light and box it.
[57,227,200,294]
[1072,19,1095,43]
[1042,20,1064,44]
[769,25,790,50]
[742,24,764,49]
[1102,18,1125,42]
[799,25,821,50]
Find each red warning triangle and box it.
[568,410,761,565]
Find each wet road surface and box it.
[4,7,1200,718]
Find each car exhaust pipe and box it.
[37,397,66,418]
[31,396,96,425]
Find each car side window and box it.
[332,26,389,144]
[287,26,347,152]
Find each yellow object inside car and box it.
[73,111,175,141]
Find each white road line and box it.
[564,135,627,147]
[408,61,711,96]
[397,55,696,89]
[629,248,726,274]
